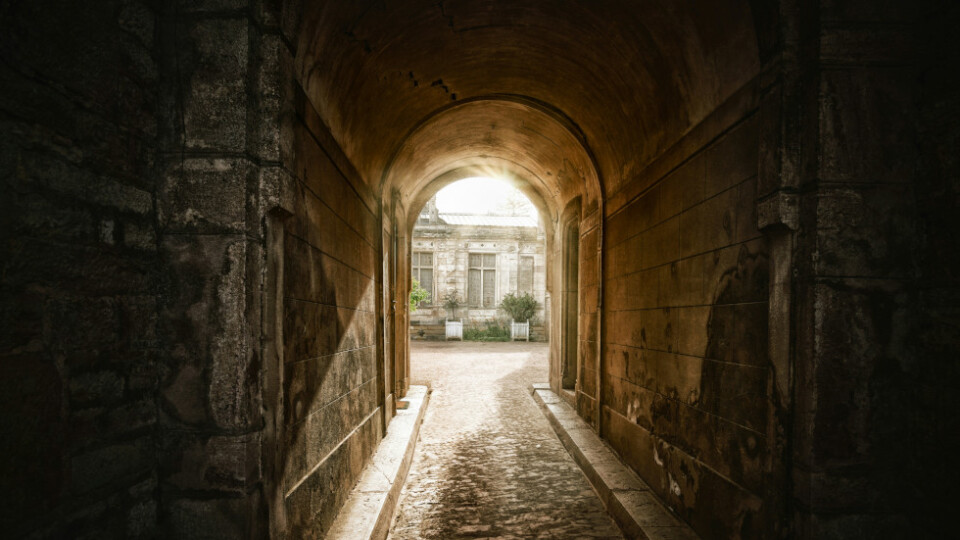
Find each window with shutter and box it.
[468,253,497,307]
[483,269,495,307]
[518,256,534,293]
[468,269,481,306]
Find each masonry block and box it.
[178,17,249,152]
[160,235,258,430]
[160,157,251,234]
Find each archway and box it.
[379,97,604,407]
[406,176,547,337]
[277,0,771,536]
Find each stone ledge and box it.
[326,385,430,540]
[530,384,699,540]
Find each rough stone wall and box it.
[602,89,768,538]
[154,1,294,536]
[785,2,954,537]
[911,3,960,534]
[280,86,382,537]
[0,1,162,537]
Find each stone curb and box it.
[530,384,699,540]
[327,386,431,540]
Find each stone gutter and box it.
[327,385,430,540]
[530,383,699,540]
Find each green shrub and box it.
[409,277,430,312]
[499,292,538,322]
[463,319,510,341]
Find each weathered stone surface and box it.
[287,182,377,277]
[284,380,379,493]
[159,234,258,430]
[70,437,154,495]
[285,412,382,537]
[600,107,773,538]
[284,348,377,425]
[814,185,916,278]
[295,121,378,244]
[162,432,261,494]
[177,17,250,152]
[0,0,163,536]
[272,85,386,538]
[160,157,251,234]
[166,496,264,539]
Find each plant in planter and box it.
[499,291,538,322]
[463,318,510,341]
[442,289,463,320]
[409,277,430,312]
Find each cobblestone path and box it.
[388,341,623,539]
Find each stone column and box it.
[759,1,928,536]
[156,1,295,537]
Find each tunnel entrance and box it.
[407,177,549,347]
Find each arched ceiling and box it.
[384,98,600,223]
[402,164,557,240]
[294,0,760,209]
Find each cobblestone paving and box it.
[388,341,623,539]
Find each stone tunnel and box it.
[1,0,957,538]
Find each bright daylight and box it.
[435,176,537,218]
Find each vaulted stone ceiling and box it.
[294,0,761,210]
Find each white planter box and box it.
[445,319,463,340]
[510,320,530,341]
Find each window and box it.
[468,253,497,307]
[412,252,433,302]
[518,256,534,294]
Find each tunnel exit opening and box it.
[406,177,549,349]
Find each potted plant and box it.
[442,289,463,340]
[442,289,463,320]
[500,292,538,341]
[499,291,538,323]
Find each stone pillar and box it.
[156,1,294,537]
[759,1,931,536]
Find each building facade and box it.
[409,196,548,328]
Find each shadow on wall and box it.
[644,242,771,538]
[279,182,380,534]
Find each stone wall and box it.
[911,3,960,535]
[0,1,161,537]
[154,1,296,536]
[783,3,951,537]
[602,84,768,538]
[280,86,382,537]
